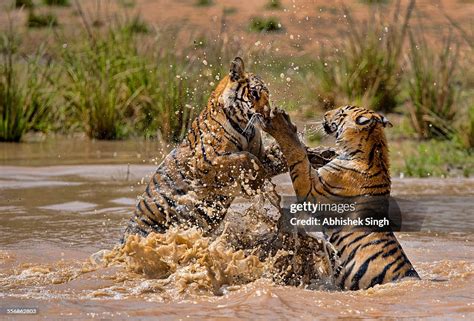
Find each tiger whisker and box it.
[243,113,263,135]
[306,122,327,136]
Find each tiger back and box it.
[262,105,420,290]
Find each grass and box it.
[315,0,415,112]
[133,58,207,141]
[249,17,282,32]
[118,0,136,8]
[195,0,212,7]
[223,7,237,15]
[60,23,209,141]
[43,0,69,6]
[266,0,283,10]
[15,0,34,8]
[359,0,390,4]
[61,29,145,140]
[122,15,149,34]
[406,31,460,139]
[0,2,473,178]
[454,104,474,149]
[27,11,58,28]
[0,26,55,141]
[393,140,473,178]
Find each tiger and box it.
[123,57,288,240]
[261,105,420,290]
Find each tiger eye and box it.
[250,89,260,100]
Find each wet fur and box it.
[262,105,419,290]
[123,58,286,239]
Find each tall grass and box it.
[406,31,461,139]
[43,0,69,6]
[129,52,208,141]
[249,17,282,32]
[454,103,474,149]
[27,11,59,28]
[60,21,209,141]
[265,0,282,10]
[401,141,472,178]
[0,26,55,141]
[15,0,34,8]
[195,0,212,7]
[359,0,390,4]
[316,0,414,111]
[62,29,144,140]
[122,15,149,34]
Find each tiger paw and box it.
[263,142,287,175]
[260,107,297,137]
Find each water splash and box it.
[103,227,266,296]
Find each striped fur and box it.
[262,105,419,290]
[123,57,286,240]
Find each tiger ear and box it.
[229,57,245,81]
[376,114,393,128]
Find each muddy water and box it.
[0,140,473,320]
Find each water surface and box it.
[0,139,473,319]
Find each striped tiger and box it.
[123,57,287,240]
[262,105,420,290]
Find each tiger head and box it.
[214,57,271,126]
[323,105,392,154]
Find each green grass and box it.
[61,29,144,140]
[359,0,390,4]
[453,104,474,149]
[315,1,414,112]
[43,0,69,6]
[393,140,473,178]
[27,11,58,28]
[118,0,136,8]
[15,0,34,8]
[195,0,212,7]
[249,17,282,32]
[122,15,149,34]
[266,0,282,10]
[60,24,209,141]
[223,7,237,15]
[0,28,55,141]
[406,31,461,140]
[1,3,473,156]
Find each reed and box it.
[0,25,55,141]
[406,31,460,139]
[43,0,69,6]
[60,18,211,141]
[249,17,282,32]
[195,0,212,7]
[15,0,34,8]
[316,0,414,111]
[265,0,282,10]
[27,11,58,28]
